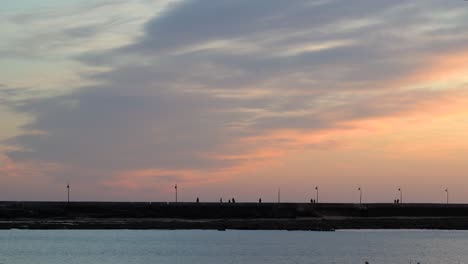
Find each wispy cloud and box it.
[2,0,468,201]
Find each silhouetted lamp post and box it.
[358,187,362,204]
[175,184,178,203]
[277,187,281,203]
[398,187,403,203]
[445,188,449,204]
[315,186,319,203]
[67,183,70,203]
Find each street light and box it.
[358,187,362,204]
[175,184,178,203]
[315,186,319,203]
[445,188,449,204]
[398,187,403,203]
[278,187,281,203]
[66,183,70,203]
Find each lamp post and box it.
[175,184,178,203]
[315,186,319,203]
[278,187,281,203]
[398,187,402,203]
[358,187,362,205]
[445,188,449,204]
[67,183,70,203]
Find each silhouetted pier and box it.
[1,202,468,230]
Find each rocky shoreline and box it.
[2,217,468,231]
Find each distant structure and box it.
[174,184,178,203]
[445,188,449,204]
[196,197,199,203]
[259,198,262,203]
[66,183,70,203]
[315,186,319,203]
[278,188,281,203]
[398,187,403,203]
[358,187,362,204]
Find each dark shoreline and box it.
[2,202,468,230]
[3,217,468,231]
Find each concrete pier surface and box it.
[1,202,468,230]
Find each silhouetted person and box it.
[310,198,313,203]
[196,197,199,203]
[232,198,236,203]
[220,198,223,203]
[259,198,262,203]
[228,199,231,203]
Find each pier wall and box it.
[1,202,467,219]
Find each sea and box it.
[0,229,467,263]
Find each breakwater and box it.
[1,202,468,230]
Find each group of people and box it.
[221,198,320,203]
[195,198,404,204]
[218,198,236,203]
[197,198,322,203]
[195,198,238,203]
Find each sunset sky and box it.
[1,0,468,203]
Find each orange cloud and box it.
[219,86,468,178]
[103,167,235,192]
[392,49,468,89]
[413,50,468,84]
[0,150,64,179]
[0,152,18,177]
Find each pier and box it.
[1,202,468,230]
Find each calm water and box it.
[0,229,467,263]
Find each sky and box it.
[1,0,468,203]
